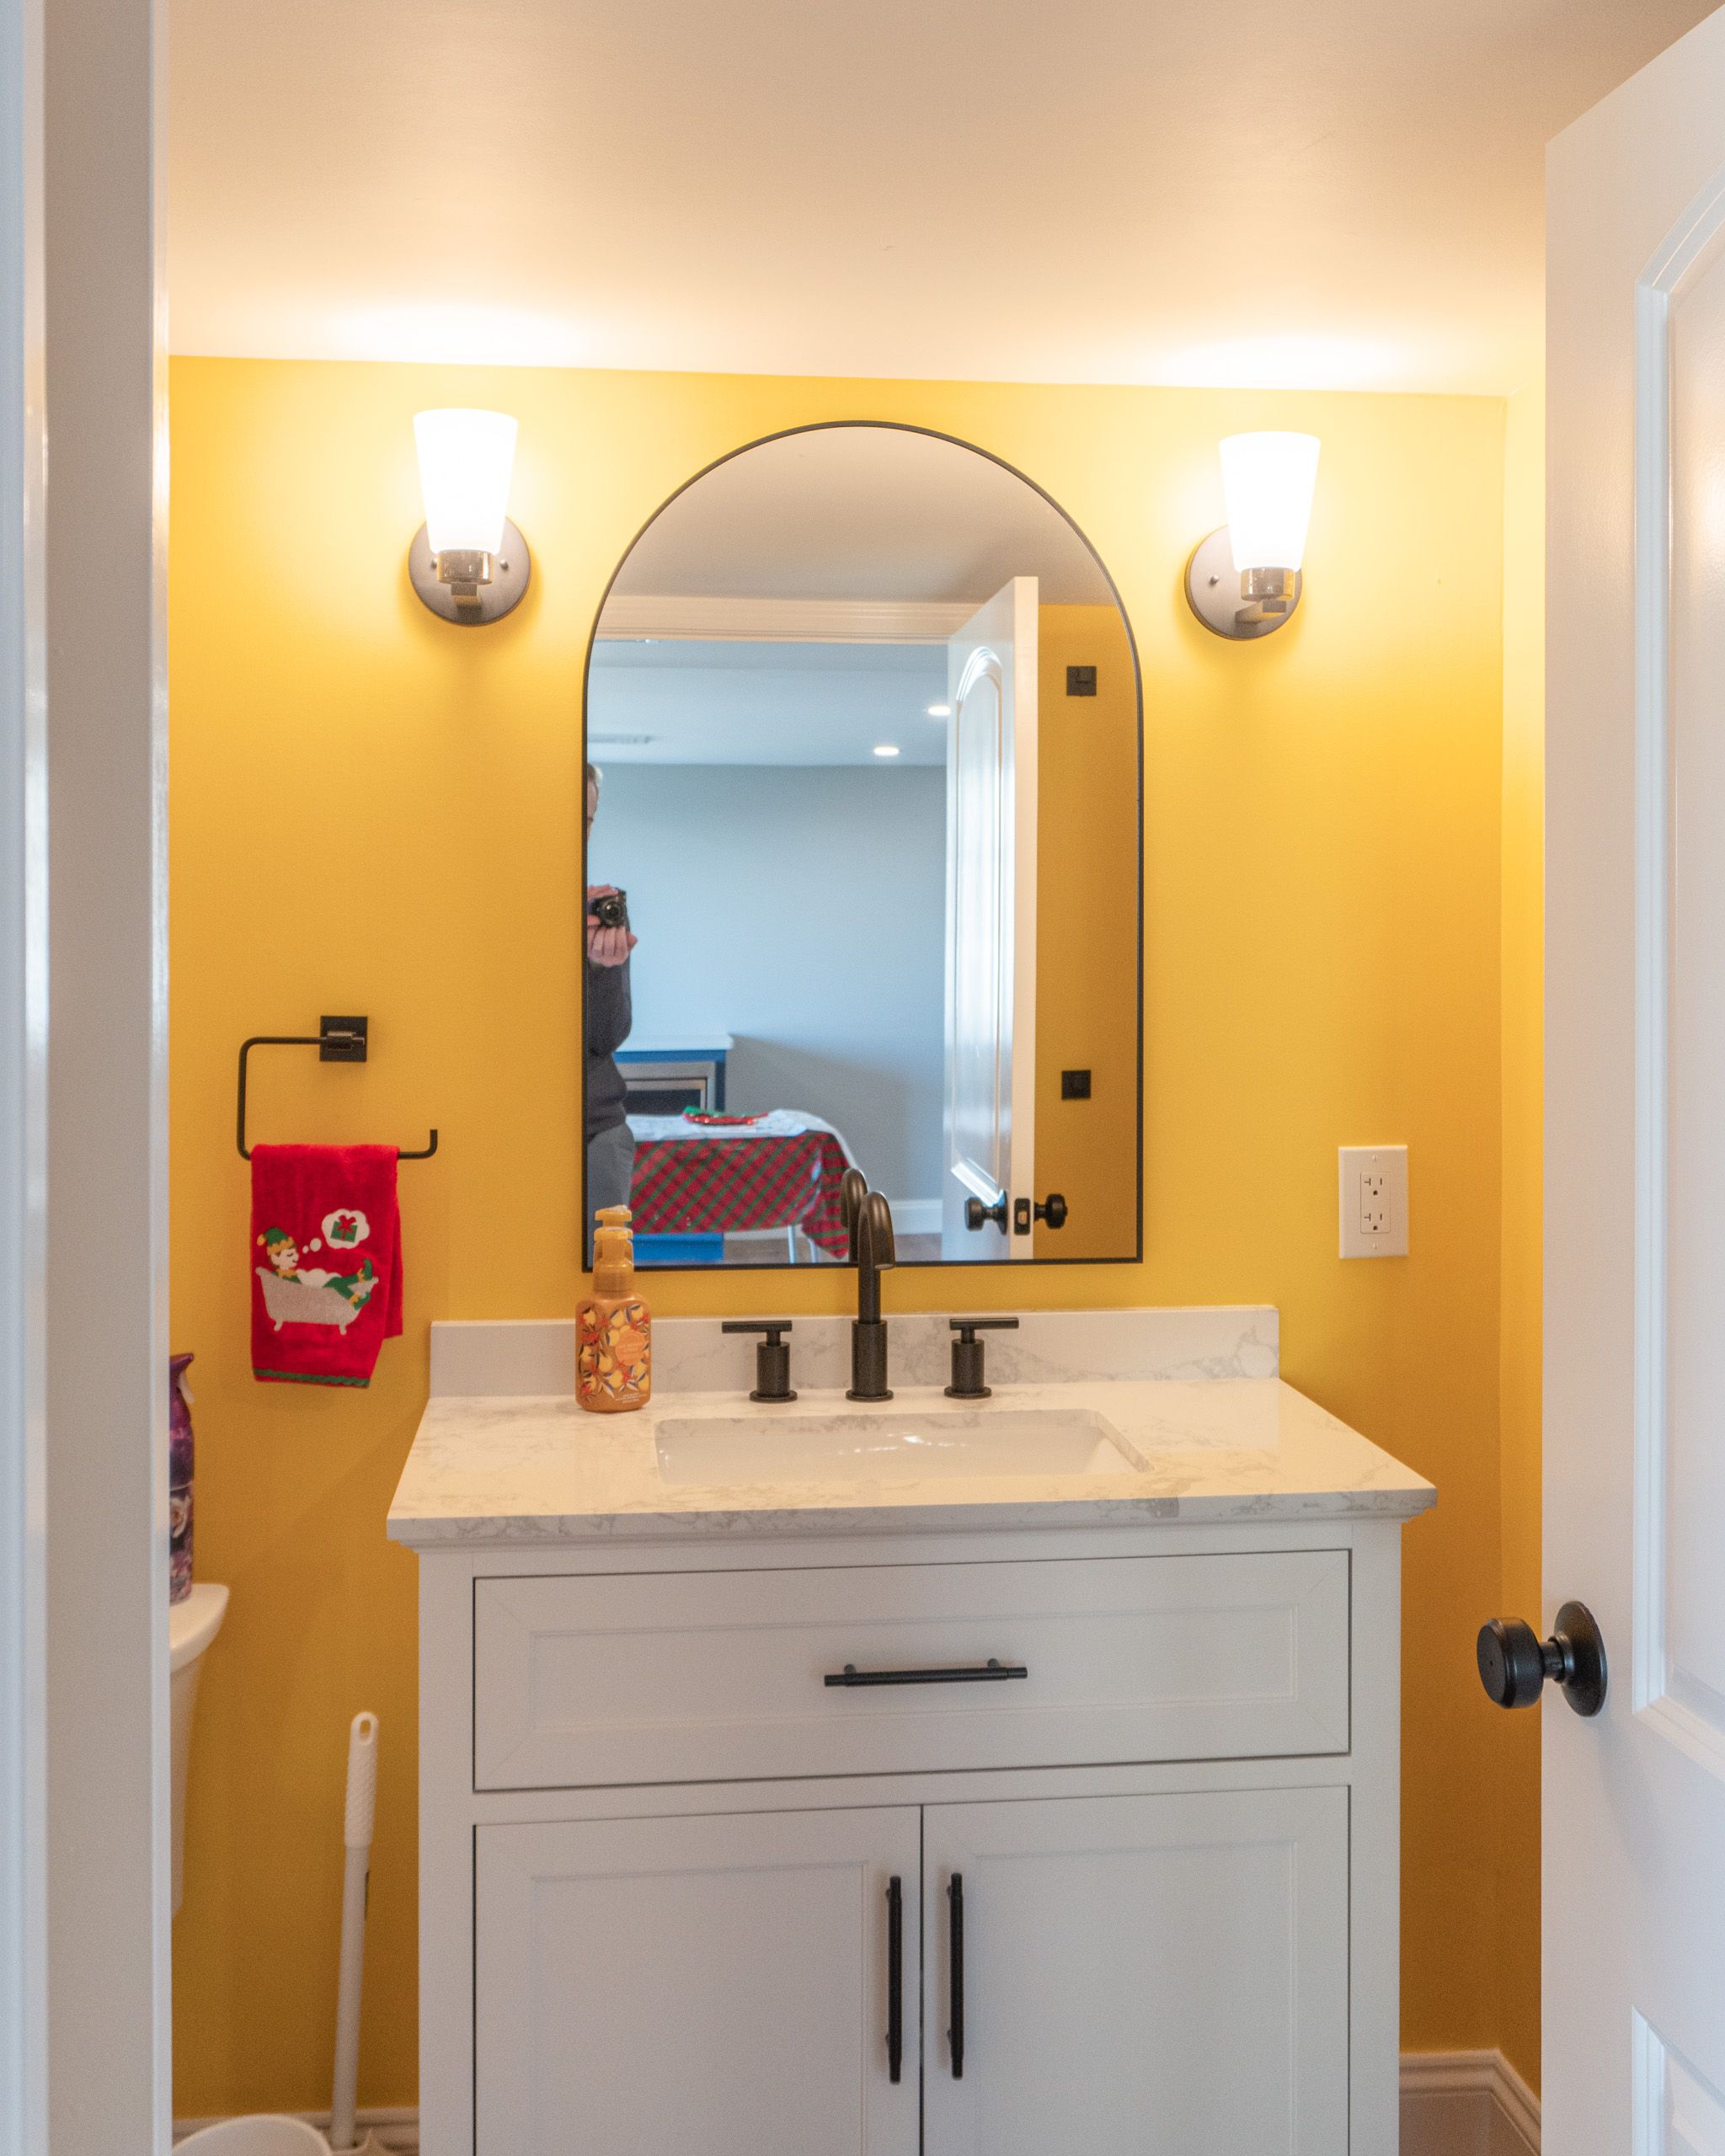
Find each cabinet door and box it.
[922,1787,1348,2155]
[476,1806,921,2156]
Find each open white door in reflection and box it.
[942,577,1037,1261]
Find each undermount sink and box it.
[654,1406,1146,1487]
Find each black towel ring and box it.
[236,1015,439,1162]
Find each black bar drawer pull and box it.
[825,1657,1028,1689]
[948,1872,965,2079]
[886,1876,904,2084]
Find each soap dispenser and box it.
[577,1205,652,1413]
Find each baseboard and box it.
[177,2052,1535,2156]
[174,2106,419,2153]
[1402,2050,1541,2155]
[884,1197,941,1235]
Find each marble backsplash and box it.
[429,1305,1279,1399]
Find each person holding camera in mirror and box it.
[585,761,638,1236]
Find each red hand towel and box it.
[250,1144,403,1387]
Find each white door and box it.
[921,1787,1349,2153]
[942,577,1038,1260]
[475,1806,921,2156]
[1546,13,1725,2148]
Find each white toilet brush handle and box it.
[343,1710,378,1849]
[329,1712,379,2153]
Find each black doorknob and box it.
[964,1194,1008,1233]
[1034,1193,1068,1230]
[1477,1601,1607,1717]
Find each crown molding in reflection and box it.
[595,595,977,643]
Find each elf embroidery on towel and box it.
[249,1144,403,1387]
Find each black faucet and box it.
[840,1168,896,1401]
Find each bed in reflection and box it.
[626,1109,857,1264]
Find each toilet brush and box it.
[328,1712,379,2155]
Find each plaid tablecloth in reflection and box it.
[629,1130,851,1255]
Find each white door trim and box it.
[42,0,171,2142]
[0,0,46,2137]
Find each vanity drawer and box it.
[472,1550,1350,1790]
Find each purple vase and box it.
[169,1352,195,1604]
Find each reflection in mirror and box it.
[583,424,1140,1268]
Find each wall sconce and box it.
[407,408,531,625]
[1185,431,1320,641]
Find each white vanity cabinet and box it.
[475,1806,923,2155]
[410,1517,1409,2156]
[921,1785,1350,2154]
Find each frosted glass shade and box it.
[1220,431,1321,574]
[414,408,518,556]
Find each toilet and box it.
[168,1581,228,1917]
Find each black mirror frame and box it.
[579,419,1145,1272]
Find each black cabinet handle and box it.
[886,1876,903,2084]
[825,1658,1028,1689]
[948,1873,965,2079]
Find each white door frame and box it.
[0,0,174,2144]
[0,0,47,2137]
[41,0,173,2132]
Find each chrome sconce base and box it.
[408,517,531,625]
[1184,526,1303,640]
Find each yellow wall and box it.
[1035,602,1139,1259]
[1495,378,1546,2092]
[169,357,1524,2112]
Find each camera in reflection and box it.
[590,889,629,930]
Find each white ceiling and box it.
[588,641,950,767]
[168,0,1714,394]
[606,428,1114,606]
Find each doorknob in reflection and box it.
[1477,1601,1608,1717]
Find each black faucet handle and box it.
[945,1316,1018,1401]
[721,1319,797,1403]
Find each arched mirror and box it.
[582,423,1141,1268]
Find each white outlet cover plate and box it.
[1338,1145,1408,1259]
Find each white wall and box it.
[595,762,947,1198]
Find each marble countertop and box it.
[387,1375,1436,1548]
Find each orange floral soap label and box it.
[577,1297,652,1408]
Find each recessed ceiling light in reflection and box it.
[873,744,900,757]
[927,702,953,718]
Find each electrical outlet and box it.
[1338,1145,1408,1259]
